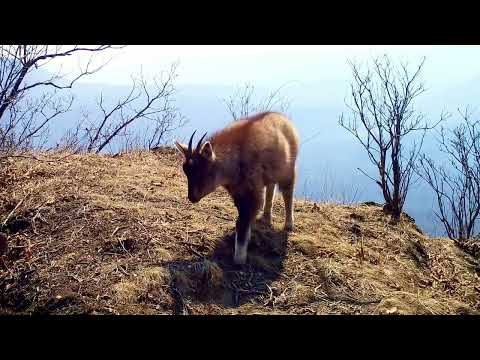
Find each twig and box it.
[111,226,121,237]
[315,287,381,305]
[9,241,45,249]
[118,239,133,258]
[235,288,265,295]
[137,220,153,246]
[183,243,204,258]
[1,193,28,229]
[1,256,10,272]
[116,264,130,276]
[172,287,189,315]
[102,251,120,256]
[264,284,274,306]
[215,214,233,221]
[68,273,83,282]
[3,152,77,163]
[4,154,46,162]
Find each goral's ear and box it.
[200,141,215,161]
[175,141,189,158]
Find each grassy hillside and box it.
[0,149,479,315]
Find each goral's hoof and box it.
[259,216,272,227]
[233,253,247,265]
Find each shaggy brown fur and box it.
[176,112,300,264]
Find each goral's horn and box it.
[188,130,197,155]
[195,132,208,154]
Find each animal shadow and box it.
[164,220,289,313]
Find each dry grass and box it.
[0,148,479,315]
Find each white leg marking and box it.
[233,227,250,265]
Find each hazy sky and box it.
[45,45,480,90]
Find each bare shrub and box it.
[0,45,116,157]
[60,64,186,155]
[222,82,291,120]
[418,107,480,241]
[339,55,442,222]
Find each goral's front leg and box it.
[232,190,262,265]
[234,216,251,265]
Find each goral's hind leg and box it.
[279,177,295,232]
[261,183,276,226]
